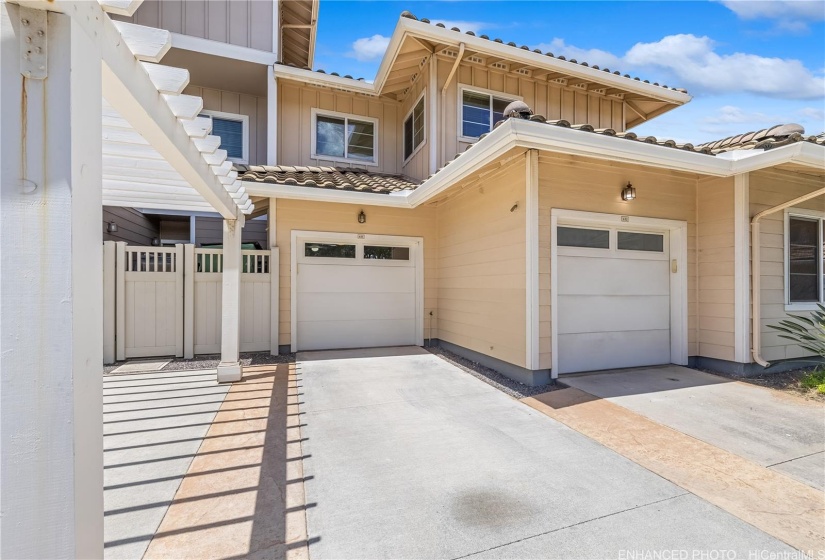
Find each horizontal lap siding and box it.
[194,216,268,247]
[115,0,274,52]
[538,154,698,369]
[437,158,527,368]
[102,206,159,245]
[275,200,438,347]
[278,82,401,174]
[184,85,267,165]
[751,169,825,363]
[697,177,735,361]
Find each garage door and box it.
[557,225,671,374]
[295,235,420,351]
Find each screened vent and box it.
[466,55,484,65]
[442,49,459,58]
[490,62,508,71]
[515,68,531,76]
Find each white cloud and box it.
[625,34,824,99]
[348,34,390,62]
[720,0,824,32]
[429,20,491,33]
[700,105,780,124]
[799,106,825,121]
[532,39,621,69]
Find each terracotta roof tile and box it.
[236,164,420,193]
[696,124,825,154]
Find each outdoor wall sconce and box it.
[151,238,161,246]
[621,182,636,201]
[107,221,118,233]
[358,210,366,224]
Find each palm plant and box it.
[767,304,825,358]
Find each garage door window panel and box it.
[364,246,410,261]
[557,227,609,249]
[618,231,665,252]
[305,243,356,259]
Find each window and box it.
[618,232,664,252]
[557,227,609,249]
[364,246,410,260]
[304,243,356,258]
[404,94,426,161]
[787,214,824,304]
[200,111,249,163]
[460,87,516,139]
[312,109,377,165]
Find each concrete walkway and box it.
[561,366,825,490]
[297,347,796,559]
[103,369,230,559]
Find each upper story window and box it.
[460,86,518,140]
[200,110,249,164]
[404,92,426,162]
[787,212,824,305]
[311,109,378,166]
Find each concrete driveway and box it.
[297,347,796,559]
[561,366,825,490]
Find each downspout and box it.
[441,43,465,168]
[751,186,825,367]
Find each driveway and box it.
[561,366,825,490]
[297,347,796,559]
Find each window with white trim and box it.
[311,109,377,165]
[404,93,425,161]
[460,87,516,139]
[787,213,824,304]
[200,110,249,164]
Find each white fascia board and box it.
[272,64,376,95]
[728,142,825,174]
[171,33,278,65]
[242,181,414,207]
[388,19,692,105]
[372,17,412,91]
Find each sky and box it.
[312,0,825,144]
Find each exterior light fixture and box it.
[358,210,366,224]
[621,182,636,201]
[151,238,161,247]
[107,221,118,233]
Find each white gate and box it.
[191,248,272,354]
[115,243,184,359]
[104,242,277,362]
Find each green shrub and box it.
[800,368,825,394]
[768,304,825,359]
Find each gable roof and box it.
[696,124,825,154]
[235,164,419,194]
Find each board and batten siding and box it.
[184,85,267,166]
[114,0,275,52]
[696,176,736,362]
[195,216,268,247]
[400,60,431,181]
[437,57,626,168]
[436,156,527,368]
[278,81,401,174]
[537,153,699,370]
[102,206,159,245]
[751,169,825,362]
[274,199,438,347]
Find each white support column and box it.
[428,57,438,175]
[183,243,195,359]
[115,241,127,360]
[734,173,751,363]
[268,198,279,355]
[217,217,244,382]
[267,69,278,165]
[103,241,117,364]
[1,5,103,558]
[525,149,540,371]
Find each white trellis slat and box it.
[98,0,144,17]
[162,93,203,119]
[141,62,189,94]
[111,20,171,63]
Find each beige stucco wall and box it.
[274,199,438,347]
[278,81,401,174]
[435,156,528,368]
[751,169,825,362]
[115,0,275,52]
[696,176,736,362]
[537,153,699,369]
[184,84,267,165]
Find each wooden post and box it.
[175,243,184,357]
[115,242,127,360]
[183,243,195,359]
[103,241,116,364]
[217,218,244,382]
[0,6,103,558]
[268,198,279,355]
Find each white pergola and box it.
[0,1,253,557]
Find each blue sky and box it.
[313,0,825,144]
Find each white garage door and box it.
[295,235,420,351]
[557,225,671,374]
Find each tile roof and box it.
[235,164,420,194]
[399,11,688,95]
[696,124,825,154]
